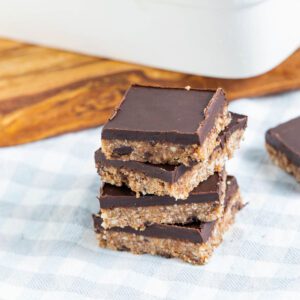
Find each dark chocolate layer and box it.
[102,85,227,145]
[99,172,225,209]
[219,112,247,148]
[96,112,247,183]
[93,176,239,244]
[266,116,300,167]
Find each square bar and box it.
[99,171,226,230]
[101,85,230,166]
[266,116,300,182]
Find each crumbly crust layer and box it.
[95,191,243,265]
[99,128,245,199]
[101,107,230,166]
[266,143,300,182]
[101,201,223,230]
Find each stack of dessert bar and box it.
[93,85,247,265]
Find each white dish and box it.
[0,0,299,78]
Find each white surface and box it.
[1,91,300,299]
[0,0,299,78]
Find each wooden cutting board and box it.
[0,38,299,147]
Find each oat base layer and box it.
[266,143,300,182]
[101,201,224,230]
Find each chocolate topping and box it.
[102,85,227,145]
[219,112,247,148]
[93,176,239,244]
[96,112,247,183]
[109,221,215,244]
[99,172,225,209]
[266,116,300,167]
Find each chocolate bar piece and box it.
[97,113,247,199]
[99,172,226,230]
[266,116,300,182]
[101,85,230,166]
[93,176,243,265]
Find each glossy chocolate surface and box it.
[266,116,300,166]
[102,85,226,145]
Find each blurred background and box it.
[0,0,299,147]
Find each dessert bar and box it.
[101,85,230,166]
[99,172,226,230]
[266,116,300,182]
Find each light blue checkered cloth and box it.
[1,91,300,300]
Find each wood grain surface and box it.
[0,38,299,147]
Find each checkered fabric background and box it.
[1,91,300,300]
